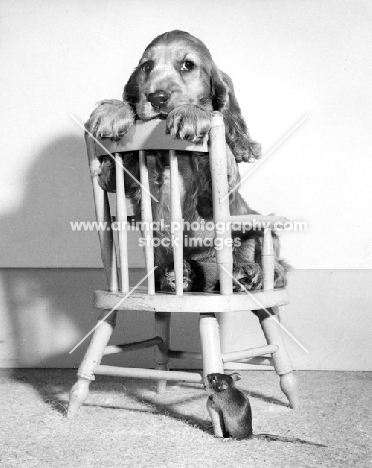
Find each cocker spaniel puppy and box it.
[86,30,288,291]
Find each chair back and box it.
[85,113,283,297]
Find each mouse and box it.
[205,373,326,446]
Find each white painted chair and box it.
[67,113,299,431]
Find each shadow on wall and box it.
[0,135,98,369]
[0,134,200,371]
[1,135,100,268]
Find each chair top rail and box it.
[95,119,209,157]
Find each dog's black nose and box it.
[147,90,170,109]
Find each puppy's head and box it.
[124,30,261,163]
[124,30,215,120]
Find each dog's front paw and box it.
[233,263,263,291]
[86,99,135,140]
[166,105,212,144]
[160,261,195,292]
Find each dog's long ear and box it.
[211,68,261,163]
[123,67,141,117]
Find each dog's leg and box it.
[274,260,288,288]
[272,236,289,288]
[233,238,263,290]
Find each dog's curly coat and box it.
[86,30,288,291]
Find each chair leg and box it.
[199,313,225,437]
[199,314,224,377]
[154,312,171,394]
[255,307,300,409]
[66,310,117,418]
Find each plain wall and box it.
[1,0,371,268]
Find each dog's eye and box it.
[180,60,196,72]
[141,61,154,74]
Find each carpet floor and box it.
[0,369,371,468]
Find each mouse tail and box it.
[255,433,326,447]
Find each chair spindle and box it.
[209,113,233,295]
[139,150,156,294]
[262,228,275,290]
[85,134,118,291]
[170,150,184,295]
[115,154,129,292]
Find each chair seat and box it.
[93,287,289,313]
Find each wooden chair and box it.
[67,113,299,433]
